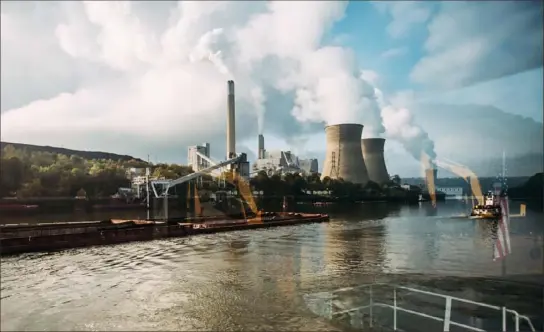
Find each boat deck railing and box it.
[305,283,536,332]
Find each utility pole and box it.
[502,150,507,277]
[146,154,151,220]
[146,167,150,220]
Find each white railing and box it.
[310,283,536,332]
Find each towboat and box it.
[470,191,502,220]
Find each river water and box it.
[1,201,543,331]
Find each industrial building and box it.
[187,143,211,172]
[435,186,464,198]
[298,158,319,174]
[252,134,319,176]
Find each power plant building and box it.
[252,134,318,176]
[187,143,211,172]
[298,158,319,174]
[321,123,369,185]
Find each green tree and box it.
[0,157,25,196]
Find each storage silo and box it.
[321,123,369,185]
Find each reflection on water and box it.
[1,201,543,331]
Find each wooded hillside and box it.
[1,141,145,163]
[0,143,193,198]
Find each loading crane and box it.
[149,153,261,222]
[194,151,224,177]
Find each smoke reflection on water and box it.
[1,201,543,331]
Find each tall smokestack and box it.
[258,134,265,159]
[227,80,236,159]
[321,123,369,185]
[361,138,390,184]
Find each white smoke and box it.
[250,86,266,134]
[289,46,386,137]
[189,28,232,76]
[2,1,383,157]
[375,88,437,162]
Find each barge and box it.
[0,213,329,256]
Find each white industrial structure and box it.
[187,143,211,172]
[435,186,464,199]
[252,134,318,177]
[298,158,319,174]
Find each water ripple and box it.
[1,202,543,331]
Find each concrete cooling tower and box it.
[321,124,369,185]
[361,138,390,184]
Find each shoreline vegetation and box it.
[1,143,541,213]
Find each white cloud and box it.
[372,1,432,39]
[360,70,379,86]
[416,67,544,122]
[1,0,541,175]
[412,103,543,176]
[411,1,543,89]
[380,47,407,59]
[1,1,389,162]
[0,2,111,112]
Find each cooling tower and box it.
[361,138,390,184]
[227,80,236,159]
[321,124,369,185]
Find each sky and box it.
[1,1,543,177]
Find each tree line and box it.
[246,171,407,200]
[0,144,192,198]
[1,144,408,200]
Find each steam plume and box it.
[250,86,266,134]
[375,88,437,163]
[189,28,231,76]
[290,47,385,137]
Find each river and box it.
[1,201,543,331]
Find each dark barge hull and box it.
[0,214,329,256]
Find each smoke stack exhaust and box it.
[361,138,390,184]
[321,123,369,185]
[227,80,236,159]
[258,134,265,159]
